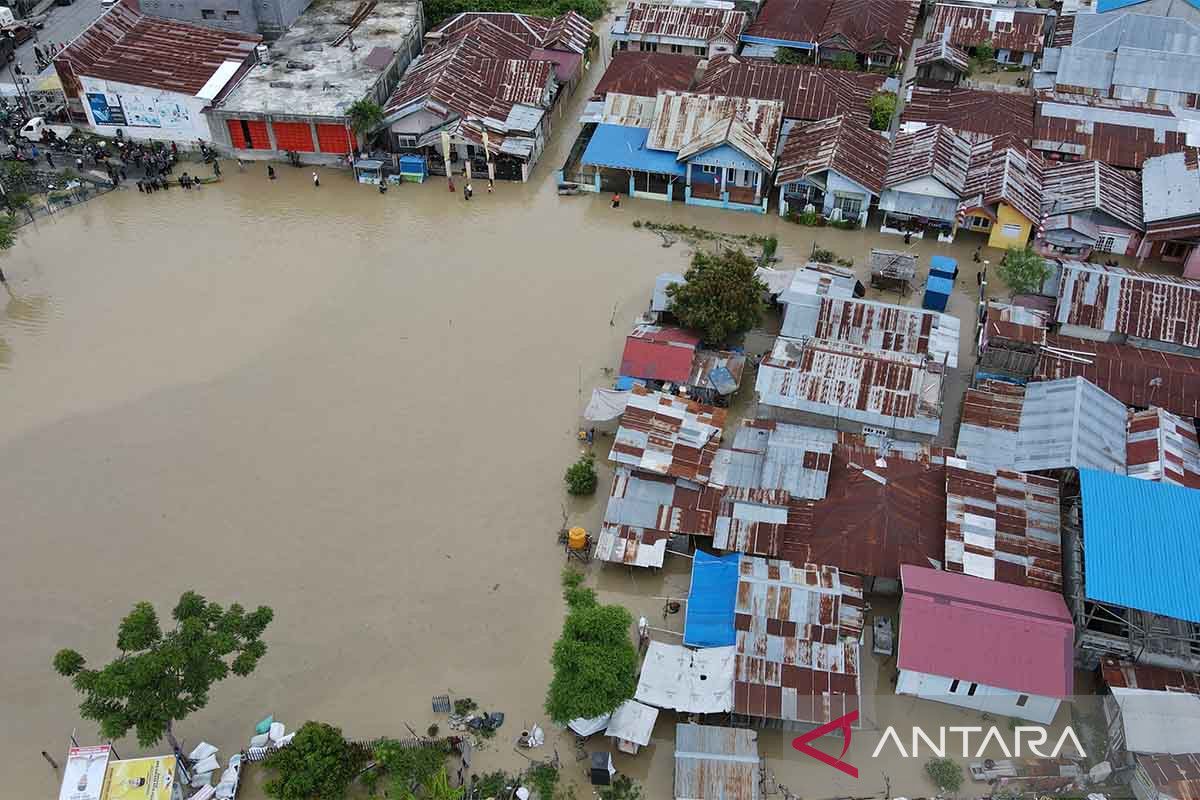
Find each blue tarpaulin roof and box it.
[581,125,686,177]
[683,551,740,648]
[615,376,647,390]
[1079,469,1200,624]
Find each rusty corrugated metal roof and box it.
[884,124,973,191]
[944,458,1062,593]
[984,302,1048,346]
[959,134,1045,225]
[913,36,970,71]
[929,3,1046,54]
[1139,753,1200,800]
[610,385,726,483]
[592,51,699,100]
[437,10,591,54]
[775,114,890,195]
[902,85,1036,142]
[54,0,260,96]
[956,380,1026,466]
[1055,261,1200,349]
[742,0,831,45]
[1126,407,1200,489]
[1034,97,1190,170]
[733,555,863,725]
[818,0,919,59]
[621,1,747,43]
[648,91,783,170]
[597,466,724,567]
[1102,656,1200,691]
[1042,160,1143,231]
[696,55,883,125]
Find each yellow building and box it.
[957,137,1043,251]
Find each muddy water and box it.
[1,61,1054,800]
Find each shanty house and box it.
[878,125,972,241]
[928,3,1050,66]
[1038,160,1144,259]
[897,565,1074,724]
[1065,469,1200,671]
[674,724,760,800]
[774,115,889,226]
[610,1,745,58]
[53,0,261,143]
[956,135,1045,249]
[1141,150,1200,274]
[619,325,702,387]
[913,31,970,86]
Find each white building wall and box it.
[79,75,215,143]
[896,669,1061,724]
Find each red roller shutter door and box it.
[226,119,248,149]
[226,119,271,149]
[245,120,270,149]
[315,123,351,154]
[272,121,314,152]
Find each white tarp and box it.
[59,745,111,800]
[568,713,612,737]
[1112,688,1200,754]
[635,641,735,714]
[584,389,632,422]
[605,700,659,746]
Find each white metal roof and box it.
[1112,687,1200,755]
[635,641,734,713]
[604,700,659,746]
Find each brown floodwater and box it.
[1,59,1075,800]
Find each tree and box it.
[997,245,1050,296]
[666,249,768,346]
[925,757,964,793]
[599,776,642,800]
[564,454,598,495]
[0,214,17,251]
[374,740,448,797]
[347,99,384,136]
[831,52,859,71]
[773,47,806,65]
[263,721,364,800]
[52,591,273,752]
[869,92,897,131]
[545,573,638,723]
[975,40,995,62]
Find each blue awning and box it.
[581,125,686,177]
[683,551,740,648]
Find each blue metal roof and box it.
[683,551,740,648]
[1097,0,1200,11]
[1079,469,1200,623]
[581,124,686,177]
[930,255,958,273]
[925,275,954,295]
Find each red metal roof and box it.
[776,115,890,194]
[620,325,701,384]
[929,3,1046,54]
[621,1,747,43]
[898,564,1075,698]
[1102,656,1200,692]
[54,0,260,97]
[902,85,1036,142]
[742,0,832,44]
[1036,334,1200,419]
[696,55,884,125]
[1126,407,1200,489]
[1055,262,1200,349]
[592,51,699,99]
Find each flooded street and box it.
[2,64,1045,799]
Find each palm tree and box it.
[347,99,385,150]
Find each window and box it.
[700,164,717,174]
[200,8,216,17]
[669,44,683,53]
[1002,223,1023,239]
[396,134,417,148]
[949,679,960,693]
[836,196,862,218]
[1016,694,1029,708]
[694,46,707,55]
[1164,241,1191,259]
[639,41,658,52]
[1097,233,1129,254]
[967,683,978,697]
[224,9,239,18]
[969,215,991,230]
[617,40,628,50]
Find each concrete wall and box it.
[138,0,310,38]
[79,75,215,143]
[896,669,1061,724]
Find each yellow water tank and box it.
[568,527,588,550]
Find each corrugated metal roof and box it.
[647,91,784,171]
[610,386,726,482]
[777,262,858,308]
[1127,407,1200,488]
[1070,10,1200,55]
[592,51,699,100]
[1042,160,1143,231]
[755,337,943,436]
[901,85,1036,143]
[959,135,1045,226]
[929,3,1048,54]
[775,114,890,196]
[674,724,760,800]
[694,55,884,125]
[1036,333,1200,419]
[884,124,974,192]
[54,0,260,96]
[1102,655,1200,692]
[598,467,722,568]
[618,1,746,43]
[439,10,592,54]
[1138,752,1200,800]
[638,642,735,713]
[869,250,917,282]
[817,0,919,59]
[956,380,1026,466]
[944,457,1062,592]
[1111,688,1200,754]
[604,700,658,746]
[1055,261,1200,348]
[913,35,970,71]
[787,296,961,368]
[733,555,864,725]
[984,301,1049,347]
[689,350,746,396]
[711,419,835,500]
[1143,150,1200,231]
[898,564,1075,697]
[1014,376,1128,474]
[1079,467,1200,623]
[1033,97,1192,171]
[741,0,831,45]
[620,324,701,383]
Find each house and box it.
[927,3,1050,66]
[943,458,1062,592]
[755,336,944,439]
[1064,468,1200,670]
[206,0,423,162]
[674,725,760,800]
[694,55,885,131]
[739,0,918,70]
[591,50,700,100]
[774,115,889,225]
[609,385,725,482]
[896,564,1074,724]
[137,0,305,38]
[1037,160,1144,259]
[975,302,1049,379]
[609,1,746,58]
[1033,96,1197,170]
[1141,151,1200,274]
[378,12,592,181]
[913,30,970,86]
[956,135,1045,249]
[687,349,746,405]
[709,419,837,500]
[1126,407,1200,488]
[1012,377,1129,476]
[1100,658,1200,800]
[878,124,973,240]
[619,325,701,386]
[955,380,1027,466]
[1053,261,1200,352]
[596,466,724,568]
[900,85,1036,144]
[51,0,261,142]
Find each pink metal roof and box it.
[929,3,1046,54]
[620,325,701,384]
[898,564,1075,698]
[54,0,260,96]
[776,115,890,195]
[621,1,746,43]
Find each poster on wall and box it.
[58,745,111,800]
[86,92,126,126]
[120,93,162,128]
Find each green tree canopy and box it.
[869,92,897,131]
[666,248,768,346]
[347,99,385,135]
[773,47,806,65]
[263,721,364,800]
[997,245,1051,296]
[975,40,995,62]
[831,52,859,71]
[52,591,273,751]
[564,454,598,495]
[545,574,637,723]
[0,214,17,251]
[925,757,964,793]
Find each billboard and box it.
[86,92,126,126]
[100,755,180,800]
[59,745,112,800]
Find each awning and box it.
[584,388,632,422]
[568,713,612,737]
[581,124,686,177]
[604,700,658,746]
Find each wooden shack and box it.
[869,249,918,295]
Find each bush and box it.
[796,210,820,226]
[831,52,859,71]
[264,721,365,800]
[925,757,964,793]
[975,40,995,62]
[599,776,642,800]
[869,92,897,131]
[375,740,449,796]
[527,763,559,800]
[564,455,598,495]
[812,247,838,263]
[761,235,778,260]
[773,47,806,65]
